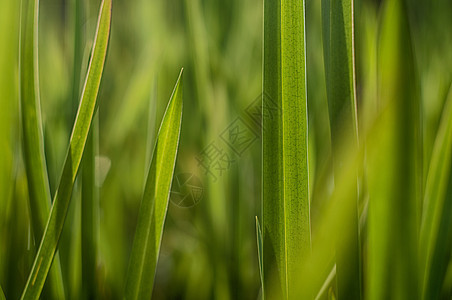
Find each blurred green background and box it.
[1,0,452,299]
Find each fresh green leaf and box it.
[20,0,112,298]
[420,84,452,300]
[124,69,184,300]
[262,0,310,298]
[321,0,361,299]
[366,0,421,299]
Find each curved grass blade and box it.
[367,0,421,299]
[420,85,452,300]
[19,0,66,298]
[263,0,310,298]
[20,0,112,298]
[321,0,361,298]
[124,69,183,300]
[0,286,4,300]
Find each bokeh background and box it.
[1,0,452,299]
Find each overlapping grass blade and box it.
[321,0,361,299]
[367,0,421,299]
[19,0,66,298]
[124,69,183,300]
[0,286,5,300]
[262,0,310,298]
[420,84,452,299]
[20,0,112,298]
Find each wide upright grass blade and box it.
[262,0,310,298]
[420,85,452,300]
[19,0,66,298]
[20,0,112,298]
[124,69,183,300]
[367,0,421,299]
[321,0,361,299]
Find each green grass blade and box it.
[263,0,310,298]
[321,0,361,299]
[19,0,66,298]
[20,0,112,298]
[81,114,99,299]
[420,85,452,299]
[255,216,264,299]
[367,0,421,299]
[124,69,183,300]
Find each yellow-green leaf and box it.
[124,69,183,300]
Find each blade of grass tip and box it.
[81,113,99,299]
[255,216,264,299]
[263,0,310,298]
[19,0,66,298]
[420,84,452,300]
[20,0,111,298]
[321,0,361,299]
[124,69,183,300]
[367,0,421,299]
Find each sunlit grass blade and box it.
[255,216,264,298]
[321,0,361,298]
[124,69,183,300]
[19,0,65,298]
[262,0,310,298]
[420,84,452,300]
[367,0,421,299]
[0,286,4,300]
[20,0,112,298]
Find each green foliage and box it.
[420,85,452,299]
[2,0,452,299]
[366,0,421,299]
[262,0,310,298]
[124,70,183,300]
[321,0,361,298]
[19,0,65,298]
[20,0,112,298]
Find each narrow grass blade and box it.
[19,0,65,298]
[124,69,183,300]
[263,0,310,298]
[315,265,337,300]
[255,216,264,299]
[367,0,421,299]
[321,0,361,298]
[81,114,99,299]
[420,85,452,300]
[20,0,112,298]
